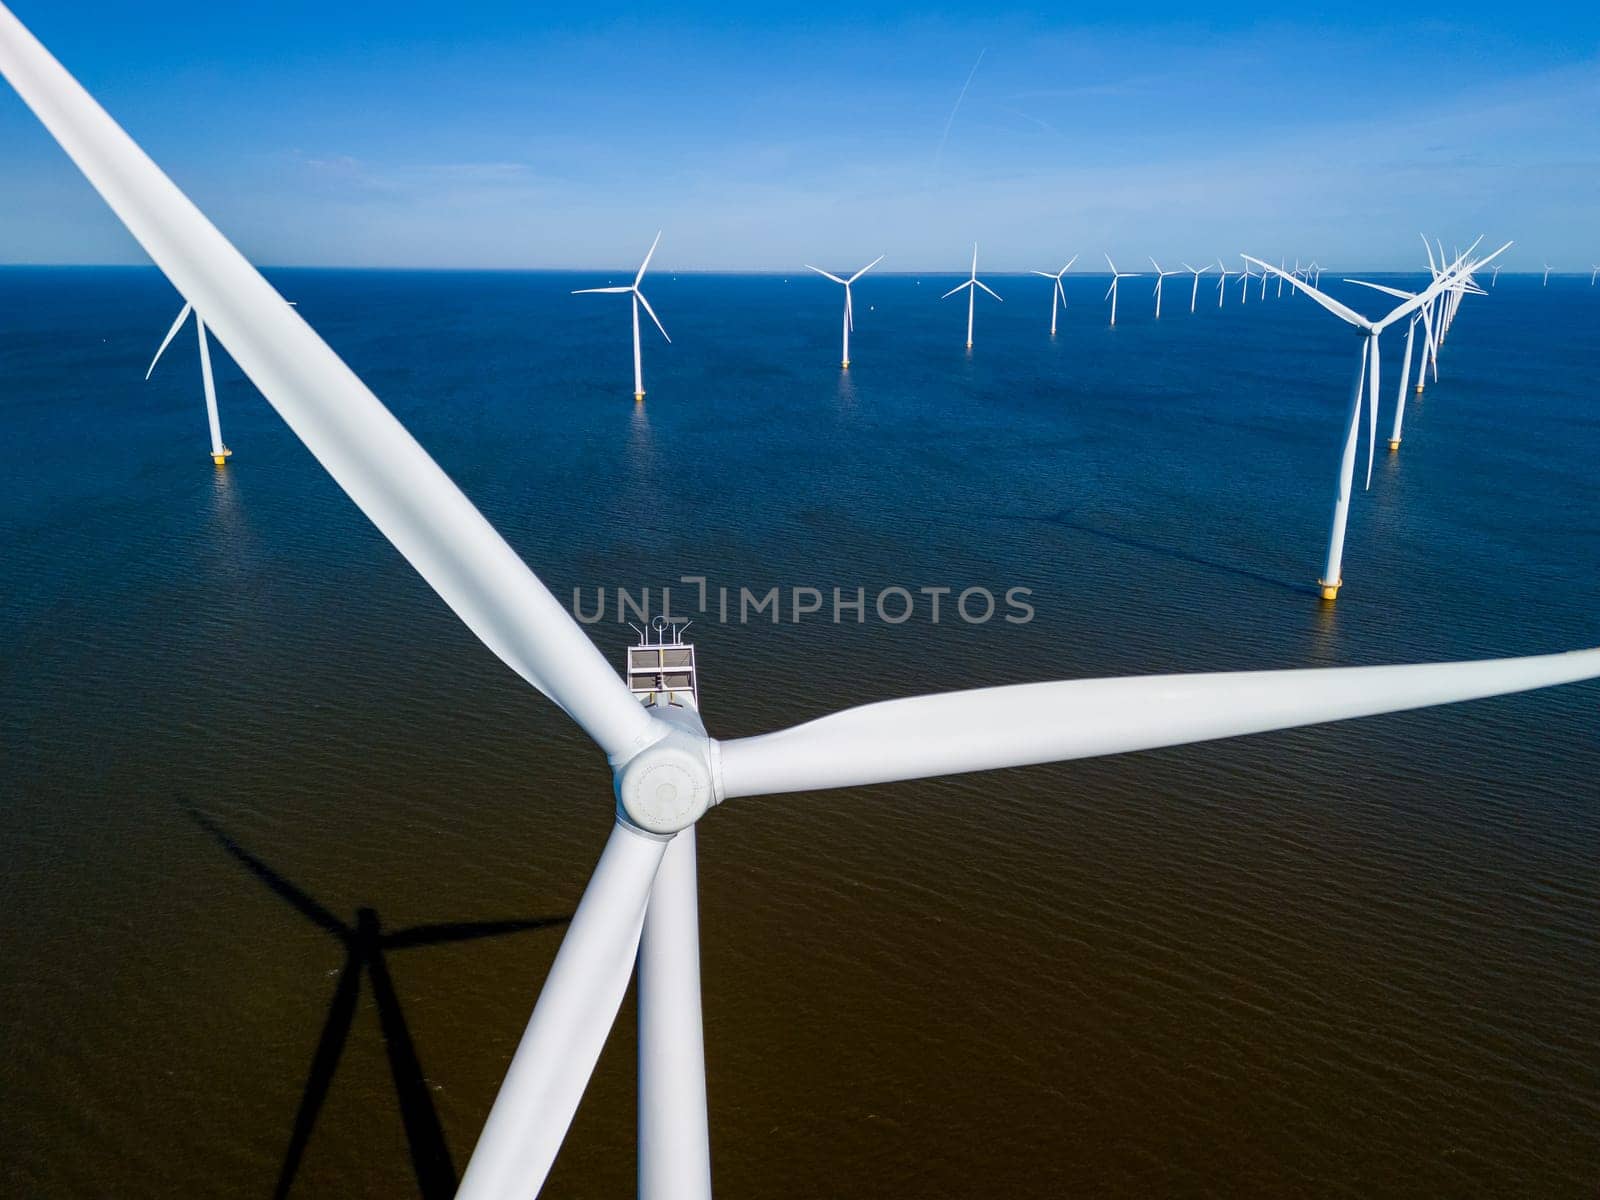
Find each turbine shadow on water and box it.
[185,807,572,1200]
[1008,509,1320,599]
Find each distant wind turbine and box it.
[1276,258,1288,298]
[1238,260,1257,305]
[1245,243,1507,600]
[1029,255,1078,335]
[1543,263,1551,287]
[573,232,671,402]
[146,300,230,466]
[1592,266,1598,286]
[1215,259,1234,307]
[1182,262,1212,314]
[1490,265,1502,288]
[1103,255,1142,327]
[941,244,1002,347]
[1149,257,1183,319]
[805,254,884,368]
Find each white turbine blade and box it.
[1055,278,1067,308]
[1103,280,1116,303]
[1242,255,1370,329]
[1345,279,1413,302]
[847,253,885,284]
[845,286,854,332]
[1371,245,1508,333]
[970,243,978,279]
[805,264,848,286]
[457,821,668,1200]
[714,649,1600,800]
[572,286,633,294]
[636,289,671,343]
[1104,253,1117,274]
[144,300,192,379]
[974,279,1003,302]
[942,280,973,300]
[1030,270,1057,278]
[1181,262,1195,273]
[635,230,663,287]
[1062,254,1079,273]
[1149,256,1162,273]
[1421,234,1438,276]
[0,3,658,761]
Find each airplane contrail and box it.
[934,47,987,171]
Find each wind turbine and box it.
[805,254,884,368]
[1592,266,1598,286]
[1491,265,1502,288]
[1103,254,1141,327]
[145,300,230,465]
[1029,254,1078,335]
[1245,245,1506,600]
[1237,260,1257,305]
[1276,257,1288,298]
[1215,258,1234,307]
[1543,263,1552,287]
[574,233,670,402]
[1182,262,1212,314]
[941,243,1002,347]
[1309,261,1323,287]
[8,16,1600,1200]
[1149,257,1183,319]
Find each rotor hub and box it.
[614,726,716,835]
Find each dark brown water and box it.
[2,267,1597,1196]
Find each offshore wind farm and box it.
[2,3,1599,1200]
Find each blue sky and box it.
[1,1,1597,271]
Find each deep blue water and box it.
[1,266,1597,1197]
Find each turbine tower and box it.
[941,243,1002,347]
[805,254,884,368]
[1029,254,1078,335]
[574,233,671,402]
[145,300,230,466]
[1182,261,1212,314]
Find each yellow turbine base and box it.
[1388,439,1401,451]
[1414,384,1425,394]
[842,360,850,369]
[965,341,973,349]
[212,449,232,466]
[1318,579,1342,601]
[634,392,646,402]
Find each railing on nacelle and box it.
[625,617,698,707]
